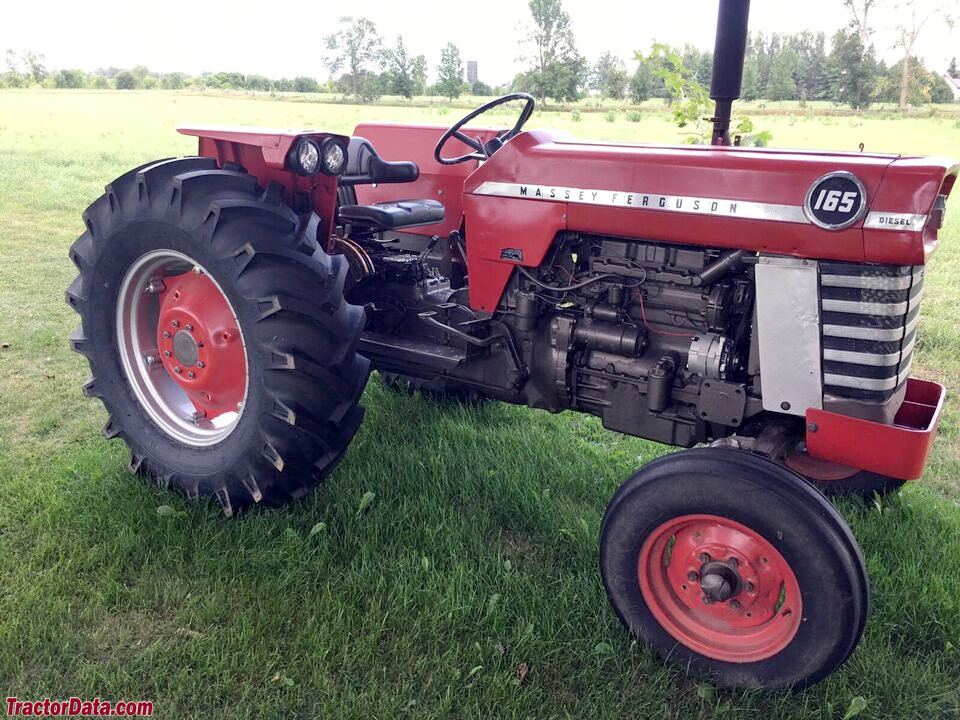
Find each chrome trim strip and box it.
[473,181,809,224]
[474,182,930,233]
[823,338,912,366]
[821,298,908,316]
[823,313,919,341]
[864,212,928,231]
[824,362,913,391]
[820,273,914,290]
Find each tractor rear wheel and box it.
[67,157,370,513]
[600,448,869,689]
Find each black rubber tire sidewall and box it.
[88,220,270,489]
[600,448,869,690]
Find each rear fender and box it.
[178,126,348,246]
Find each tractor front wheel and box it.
[67,158,370,513]
[600,448,869,689]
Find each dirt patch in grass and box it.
[90,609,182,661]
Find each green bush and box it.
[114,71,136,90]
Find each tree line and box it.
[3,0,956,108]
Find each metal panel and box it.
[755,256,823,416]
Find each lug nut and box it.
[164,350,172,357]
[745,582,755,592]
[728,557,738,568]
[172,320,180,328]
[702,596,712,605]
[185,324,193,332]
[196,361,205,368]
[162,331,171,339]
[143,355,156,367]
[730,600,740,610]
[699,553,711,563]
[173,367,181,374]
[687,571,698,581]
[192,266,202,275]
[187,371,195,379]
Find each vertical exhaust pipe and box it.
[710,0,750,146]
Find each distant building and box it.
[943,74,960,102]
[467,61,478,85]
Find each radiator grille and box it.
[819,262,923,402]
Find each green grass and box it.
[1,89,960,719]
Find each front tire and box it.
[67,157,370,513]
[600,448,869,689]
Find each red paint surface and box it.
[463,130,957,311]
[179,125,346,248]
[806,378,946,480]
[178,124,957,314]
[351,123,502,237]
[637,514,802,663]
[156,271,247,419]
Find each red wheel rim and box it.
[115,250,248,447]
[637,514,802,663]
[156,270,247,419]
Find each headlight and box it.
[291,138,320,175]
[320,138,347,176]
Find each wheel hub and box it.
[699,560,741,602]
[154,269,247,419]
[172,330,199,367]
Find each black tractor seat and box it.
[336,136,445,232]
[338,199,445,231]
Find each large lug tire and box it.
[600,448,869,690]
[67,157,370,514]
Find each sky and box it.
[1,1,956,85]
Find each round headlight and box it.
[320,139,347,176]
[294,139,320,175]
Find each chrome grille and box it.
[819,263,923,401]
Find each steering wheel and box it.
[434,93,536,165]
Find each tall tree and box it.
[411,55,428,96]
[791,31,830,101]
[521,0,587,103]
[892,1,954,110]
[843,0,876,44]
[949,57,958,78]
[21,50,46,84]
[767,49,798,101]
[827,29,879,108]
[435,43,464,100]
[629,55,655,102]
[384,35,416,98]
[324,16,384,102]
[591,51,628,99]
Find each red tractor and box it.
[68,0,954,690]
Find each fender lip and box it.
[177,125,350,169]
[805,377,946,481]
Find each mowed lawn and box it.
[1,90,960,719]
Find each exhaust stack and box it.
[710,0,751,146]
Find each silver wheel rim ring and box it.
[115,250,249,447]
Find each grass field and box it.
[1,89,959,719]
